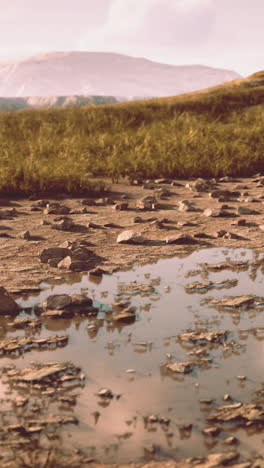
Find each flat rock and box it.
[117,230,145,244]
[0,287,19,315]
[166,234,199,245]
[165,361,193,374]
[39,247,71,264]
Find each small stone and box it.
[19,231,31,240]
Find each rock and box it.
[204,208,233,217]
[39,247,71,264]
[40,219,50,226]
[97,388,114,398]
[117,230,145,244]
[210,295,255,308]
[208,402,264,425]
[87,222,102,229]
[165,361,193,374]
[224,436,238,445]
[155,178,170,184]
[57,256,84,271]
[137,195,158,210]
[178,200,196,212]
[203,261,249,271]
[166,234,199,245]
[89,267,107,277]
[19,231,31,240]
[209,189,240,198]
[178,330,227,344]
[113,202,129,210]
[133,216,144,223]
[186,178,212,192]
[43,203,70,215]
[155,187,171,198]
[230,218,247,226]
[0,287,19,315]
[185,280,237,292]
[236,206,260,215]
[96,197,115,206]
[51,217,74,231]
[43,294,73,310]
[112,309,136,324]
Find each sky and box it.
[0,0,263,76]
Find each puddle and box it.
[2,248,264,462]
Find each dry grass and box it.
[0,72,263,195]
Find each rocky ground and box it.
[0,174,264,467]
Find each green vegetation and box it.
[0,72,263,195]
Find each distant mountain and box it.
[0,52,241,101]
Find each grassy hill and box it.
[0,72,263,195]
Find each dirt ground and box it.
[0,175,263,293]
[0,175,264,467]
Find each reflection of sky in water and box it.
[3,248,264,462]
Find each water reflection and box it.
[1,248,264,462]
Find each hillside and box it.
[0,95,122,111]
[0,71,263,195]
[0,51,240,98]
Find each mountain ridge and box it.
[0,51,240,100]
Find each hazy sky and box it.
[0,0,263,76]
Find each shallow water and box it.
[2,248,264,462]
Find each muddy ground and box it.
[0,175,264,467]
[1,175,264,292]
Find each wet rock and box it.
[166,234,199,245]
[112,308,136,324]
[0,287,19,315]
[39,247,71,264]
[0,335,68,355]
[202,426,220,436]
[43,293,92,311]
[185,280,237,292]
[89,267,108,277]
[97,388,114,398]
[224,436,238,445]
[165,361,193,374]
[208,402,264,425]
[210,295,256,308]
[117,230,145,244]
[9,317,41,329]
[179,330,228,344]
[189,452,239,467]
[203,261,249,271]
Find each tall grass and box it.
[0,77,263,195]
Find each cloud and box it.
[80,0,215,52]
